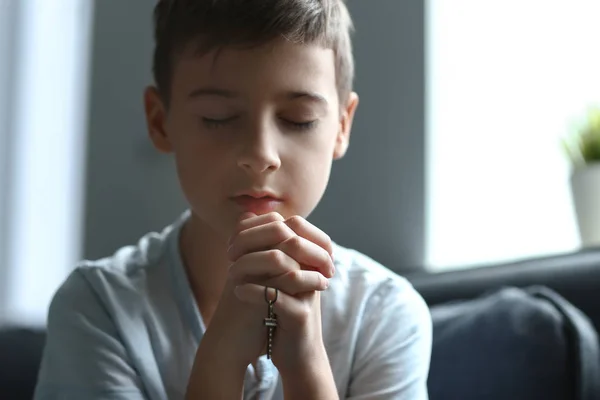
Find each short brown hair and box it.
[152,0,355,106]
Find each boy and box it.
[34,0,432,399]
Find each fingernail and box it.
[323,279,330,290]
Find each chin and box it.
[187,208,232,240]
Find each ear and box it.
[144,86,173,153]
[333,92,359,160]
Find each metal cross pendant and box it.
[264,302,277,359]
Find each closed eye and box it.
[202,116,238,129]
[281,119,318,131]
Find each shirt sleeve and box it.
[34,270,147,400]
[347,278,432,400]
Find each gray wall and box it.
[84,0,186,259]
[84,0,426,272]
[311,0,425,271]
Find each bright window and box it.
[0,0,94,326]
[426,1,600,270]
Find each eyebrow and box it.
[188,87,238,99]
[188,87,328,105]
[286,91,329,106]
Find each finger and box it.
[233,267,329,295]
[233,283,318,330]
[231,212,284,239]
[284,216,333,257]
[228,219,295,261]
[229,249,299,282]
[276,235,335,278]
[262,269,329,295]
[229,250,329,293]
[238,212,257,222]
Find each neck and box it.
[179,212,230,325]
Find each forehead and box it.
[170,38,338,102]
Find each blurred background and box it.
[0,0,599,328]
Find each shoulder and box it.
[46,220,180,338]
[68,223,175,302]
[35,213,191,399]
[37,247,158,397]
[80,226,172,284]
[36,225,179,398]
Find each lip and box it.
[231,190,283,214]
[234,189,281,199]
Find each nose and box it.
[236,126,281,175]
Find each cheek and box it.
[169,122,228,201]
[175,143,227,187]
[173,151,208,208]
[291,157,333,218]
[285,135,336,216]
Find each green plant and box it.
[562,107,600,168]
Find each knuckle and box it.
[272,221,293,241]
[296,304,312,323]
[286,215,304,230]
[267,249,286,266]
[283,234,303,249]
[289,269,304,282]
[266,212,285,222]
[273,219,288,231]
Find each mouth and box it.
[231,190,283,214]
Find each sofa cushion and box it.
[427,286,599,400]
[0,327,46,400]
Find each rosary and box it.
[263,287,278,359]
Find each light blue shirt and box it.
[34,211,432,399]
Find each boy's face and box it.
[145,38,358,239]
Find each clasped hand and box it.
[205,211,335,375]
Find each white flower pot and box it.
[571,163,600,247]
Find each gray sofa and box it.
[408,248,600,400]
